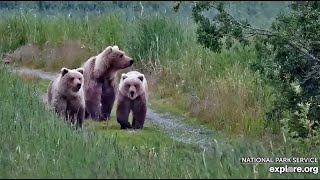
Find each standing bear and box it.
[117,71,148,129]
[47,67,85,127]
[81,45,134,121]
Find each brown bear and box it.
[81,45,134,121]
[116,71,148,129]
[47,67,85,128]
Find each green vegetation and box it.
[0,8,273,138]
[1,1,320,178]
[15,73,194,150]
[1,64,319,178]
[182,1,320,146]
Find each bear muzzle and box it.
[73,83,82,92]
[129,59,134,66]
[130,91,135,97]
[128,90,137,99]
[77,83,82,89]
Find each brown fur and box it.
[116,71,148,129]
[47,67,85,128]
[81,45,134,121]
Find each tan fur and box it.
[47,67,85,128]
[119,71,148,100]
[116,71,148,129]
[81,45,134,120]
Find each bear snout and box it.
[76,83,82,90]
[129,59,134,66]
[130,91,135,97]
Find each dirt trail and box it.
[11,66,219,150]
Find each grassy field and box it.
[1,5,320,178]
[0,10,273,138]
[16,72,195,149]
[1,64,319,178]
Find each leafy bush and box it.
[181,1,320,140]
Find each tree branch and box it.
[216,4,320,63]
[287,41,320,63]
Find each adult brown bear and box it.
[81,45,134,121]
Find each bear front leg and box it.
[75,106,85,128]
[101,80,116,121]
[53,98,68,119]
[132,97,147,129]
[116,99,132,129]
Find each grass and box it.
[2,64,320,178]
[16,73,198,150]
[0,4,319,179]
[0,10,274,138]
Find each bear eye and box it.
[78,78,81,81]
[120,54,123,58]
[70,77,74,81]
[126,84,130,88]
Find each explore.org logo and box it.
[269,165,318,174]
[240,157,319,175]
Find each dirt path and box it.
[11,66,219,150]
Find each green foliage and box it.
[184,1,320,140]
[0,7,273,137]
[0,11,127,69]
[0,12,28,53]
[254,1,320,139]
[1,2,320,177]
[191,1,249,53]
[125,15,186,64]
[3,64,319,178]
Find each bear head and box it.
[60,67,84,94]
[97,45,134,71]
[119,71,146,100]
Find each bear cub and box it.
[47,67,85,128]
[117,71,148,129]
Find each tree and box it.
[174,1,320,138]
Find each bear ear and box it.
[113,45,119,50]
[76,68,84,75]
[122,73,128,80]
[104,46,113,55]
[61,68,69,76]
[138,75,144,82]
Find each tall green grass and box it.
[0,11,126,52]
[1,64,319,178]
[0,10,272,137]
